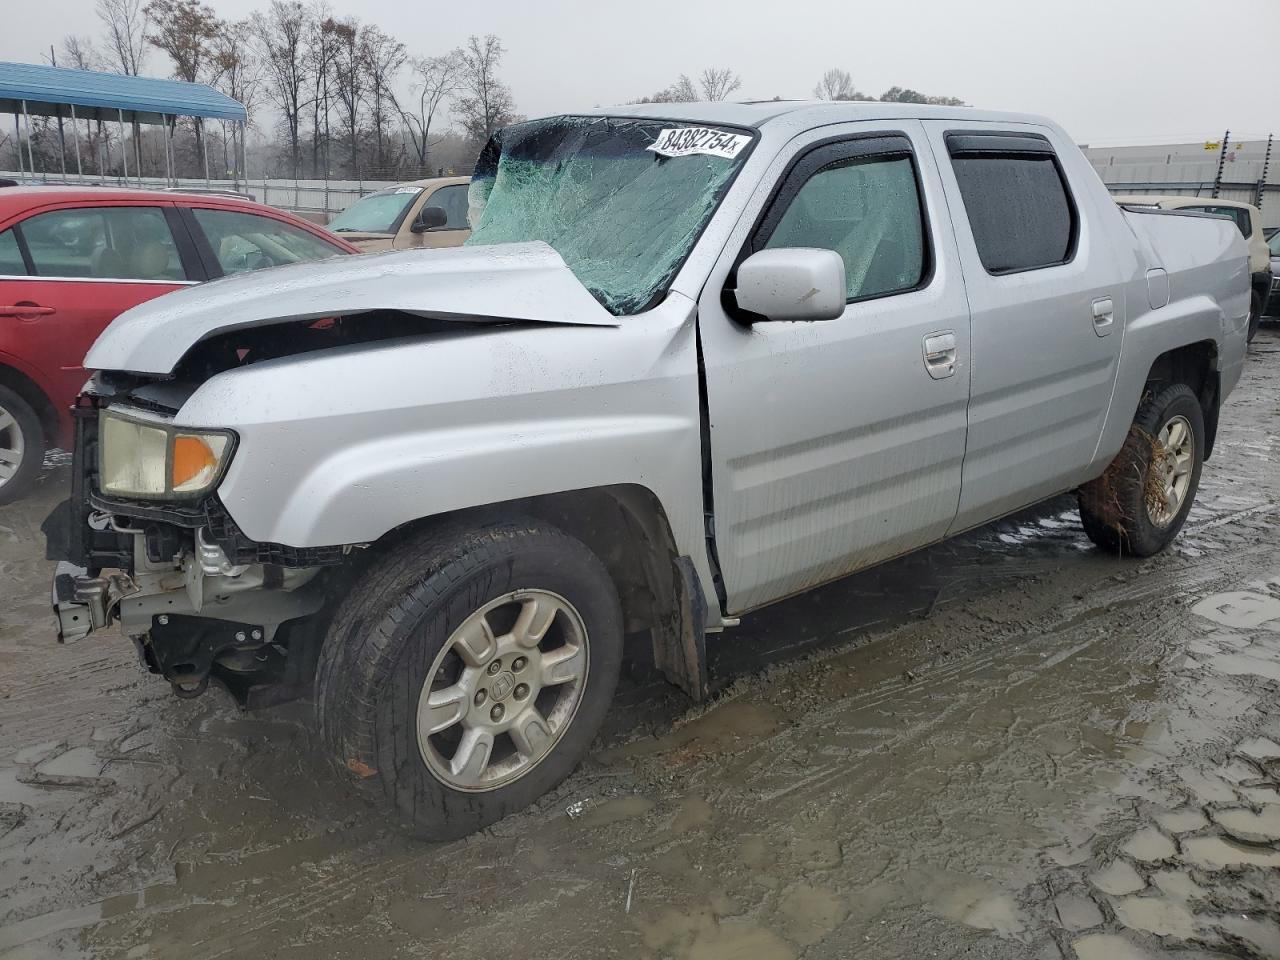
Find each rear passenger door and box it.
[922,123,1127,532]
[700,124,972,613]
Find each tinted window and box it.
[428,184,470,230]
[763,156,926,301]
[0,229,25,275]
[191,208,344,276]
[22,207,185,280]
[1183,205,1250,238]
[950,152,1075,273]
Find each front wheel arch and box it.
[315,516,625,838]
[364,484,711,700]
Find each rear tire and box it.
[1248,291,1262,343]
[316,518,623,840]
[0,386,44,506]
[1078,383,1204,557]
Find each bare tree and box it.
[97,0,150,75]
[324,16,362,180]
[698,68,741,101]
[305,2,338,178]
[455,34,518,148]
[146,0,221,162]
[210,18,260,181]
[813,68,864,101]
[396,50,461,174]
[253,0,311,178]
[359,24,406,175]
[61,35,103,71]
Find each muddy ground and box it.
[3,331,1280,960]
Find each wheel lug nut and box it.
[512,657,527,671]
[474,689,487,706]
[514,683,529,700]
[487,660,502,675]
[490,704,504,722]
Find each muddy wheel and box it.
[315,518,623,839]
[1248,291,1261,344]
[1078,383,1204,557]
[0,385,43,506]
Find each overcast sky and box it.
[3,0,1276,146]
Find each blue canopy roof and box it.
[0,61,246,124]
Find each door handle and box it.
[923,330,957,379]
[0,303,56,318]
[1091,297,1114,337]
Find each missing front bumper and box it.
[51,561,133,643]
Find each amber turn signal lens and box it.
[171,435,219,490]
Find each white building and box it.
[1084,138,1278,228]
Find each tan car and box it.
[327,176,471,252]
[1114,194,1271,340]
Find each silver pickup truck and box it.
[46,102,1249,838]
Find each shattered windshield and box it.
[328,187,423,234]
[465,116,754,315]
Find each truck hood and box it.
[85,241,619,375]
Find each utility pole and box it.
[1257,134,1273,209]
[1211,129,1230,199]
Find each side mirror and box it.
[733,248,847,322]
[410,206,449,233]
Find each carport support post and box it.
[162,114,172,185]
[117,109,128,185]
[202,130,210,187]
[133,121,142,186]
[12,112,22,182]
[69,104,83,181]
[21,101,35,181]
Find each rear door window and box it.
[0,229,26,275]
[190,208,345,275]
[946,133,1077,274]
[20,207,186,281]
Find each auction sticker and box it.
[646,127,750,160]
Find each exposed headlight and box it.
[98,411,236,500]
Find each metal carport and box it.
[0,60,247,186]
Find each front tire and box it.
[316,518,623,839]
[1078,383,1204,557]
[1248,291,1262,344]
[0,386,44,506]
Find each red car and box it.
[0,187,358,503]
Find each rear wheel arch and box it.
[1141,339,1220,459]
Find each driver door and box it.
[698,123,973,614]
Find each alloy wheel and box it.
[1146,414,1194,527]
[0,403,26,489]
[416,589,589,791]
